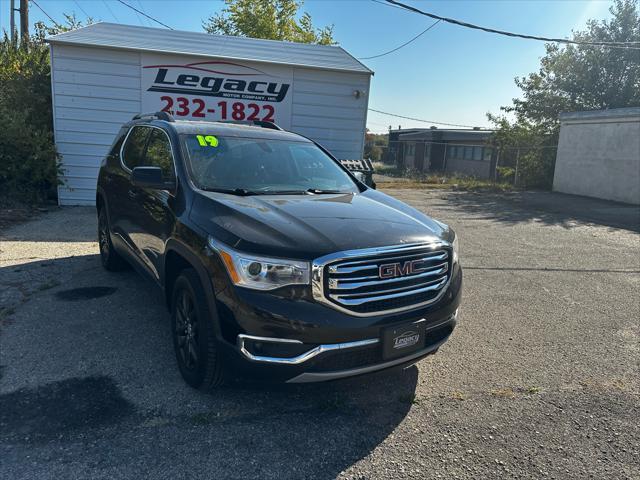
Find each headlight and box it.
[451,234,459,264]
[208,237,310,290]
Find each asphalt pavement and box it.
[1,189,638,479]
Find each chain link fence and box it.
[375,140,557,188]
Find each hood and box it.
[190,189,450,259]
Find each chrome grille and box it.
[311,243,452,316]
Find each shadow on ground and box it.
[0,206,96,242]
[0,253,418,479]
[430,190,640,233]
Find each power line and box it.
[102,0,120,22]
[384,0,640,50]
[369,108,490,129]
[72,0,90,19]
[136,0,153,27]
[115,0,173,30]
[30,0,62,29]
[359,19,441,59]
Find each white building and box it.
[46,23,373,205]
[553,107,640,205]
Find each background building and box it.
[45,23,372,205]
[386,127,496,178]
[553,107,640,205]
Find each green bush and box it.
[514,149,556,189]
[496,166,515,183]
[0,31,60,204]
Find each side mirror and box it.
[352,171,366,183]
[352,171,376,189]
[131,167,175,190]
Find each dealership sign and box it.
[141,54,293,127]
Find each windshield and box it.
[182,134,358,194]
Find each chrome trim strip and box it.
[312,242,452,317]
[286,335,451,383]
[329,263,448,290]
[237,334,379,365]
[330,277,448,305]
[328,250,448,273]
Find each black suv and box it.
[96,112,462,389]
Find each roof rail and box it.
[219,120,282,130]
[132,111,175,122]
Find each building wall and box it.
[290,68,369,160]
[51,45,370,205]
[51,45,141,205]
[444,141,493,178]
[553,109,640,205]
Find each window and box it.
[483,147,493,161]
[464,146,473,160]
[145,129,175,181]
[182,135,358,194]
[122,126,151,170]
[473,146,483,161]
[405,143,415,156]
[447,146,457,159]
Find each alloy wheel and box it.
[98,213,110,260]
[175,289,199,371]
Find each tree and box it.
[203,0,335,45]
[489,0,639,188]
[0,15,92,203]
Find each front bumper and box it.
[213,263,462,383]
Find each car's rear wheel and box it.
[98,208,128,271]
[171,269,226,390]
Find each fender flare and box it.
[163,238,223,339]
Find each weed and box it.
[490,387,516,399]
[450,390,466,401]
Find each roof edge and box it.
[559,107,640,121]
[45,22,373,75]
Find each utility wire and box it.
[359,19,441,59]
[30,0,62,29]
[116,0,173,30]
[369,108,489,129]
[102,0,120,22]
[384,0,640,50]
[136,0,153,27]
[72,0,90,19]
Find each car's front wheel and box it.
[98,208,128,271]
[171,269,226,390]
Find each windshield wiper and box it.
[204,187,262,196]
[306,188,350,194]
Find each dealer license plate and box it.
[382,321,426,360]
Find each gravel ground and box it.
[1,190,639,480]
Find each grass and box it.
[372,162,514,193]
[450,390,466,401]
[490,386,541,398]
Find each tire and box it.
[171,268,226,390]
[98,207,128,271]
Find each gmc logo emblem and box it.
[379,260,428,279]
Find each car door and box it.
[128,127,178,280]
[111,125,152,254]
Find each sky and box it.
[0,0,614,132]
